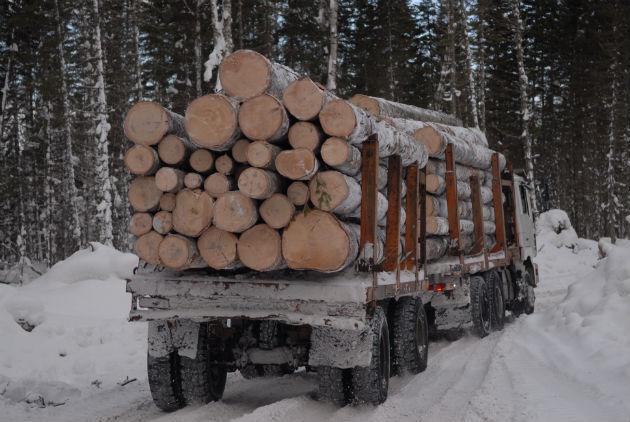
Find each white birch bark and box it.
[131,0,143,100]
[326,0,338,92]
[195,0,204,97]
[605,22,619,243]
[458,0,479,128]
[204,0,233,90]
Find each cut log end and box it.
[319,99,357,138]
[238,94,289,142]
[129,212,153,236]
[158,135,187,165]
[348,94,380,117]
[286,181,310,206]
[189,149,214,173]
[282,77,325,121]
[128,176,162,212]
[246,141,280,169]
[204,173,234,197]
[219,49,273,99]
[172,189,214,237]
[215,154,235,175]
[212,191,259,233]
[309,171,360,214]
[124,101,169,145]
[231,139,251,163]
[158,234,199,270]
[260,193,296,229]
[415,126,444,155]
[320,137,350,167]
[159,192,176,211]
[237,167,281,199]
[124,144,159,175]
[152,210,173,234]
[275,149,319,181]
[237,224,284,271]
[197,227,239,269]
[184,173,203,189]
[288,121,323,151]
[185,94,239,150]
[155,167,185,193]
[134,231,164,265]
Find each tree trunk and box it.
[320,137,362,176]
[286,181,310,206]
[246,141,281,169]
[260,193,296,229]
[189,149,215,173]
[134,231,164,265]
[212,191,258,232]
[155,167,185,193]
[238,94,290,142]
[238,167,281,199]
[326,0,338,92]
[275,149,320,181]
[128,176,163,212]
[309,171,361,215]
[152,210,173,234]
[288,121,324,151]
[172,189,214,237]
[197,226,239,269]
[283,77,335,121]
[238,224,285,271]
[204,173,235,197]
[185,94,240,150]
[349,94,461,125]
[204,0,234,88]
[129,212,153,236]
[219,49,299,100]
[159,234,205,270]
[124,101,187,146]
[282,210,359,272]
[124,145,160,175]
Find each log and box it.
[425,237,449,261]
[286,181,310,206]
[184,173,203,189]
[260,193,296,229]
[172,189,214,237]
[238,94,290,142]
[204,173,235,197]
[155,167,185,193]
[124,145,160,175]
[347,191,388,224]
[215,154,235,175]
[189,149,215,173]
[425,159,487,183]
[288,121,324,151]
[356,164,388,191]
[320,137,361,176]
[426,174,493,203]
[283,77,334,121]
[197,227,239,270]
[246,141,281,170]
[184,94,240,151]
[128,176,162,212]
[212,191,259,233]
[349,94,462,126]
[134,231,163,265]
[128,212,153,236]
[281,210,359,272]
[426,195,495,221]
[426,217,496,236]
[238,167,281,199]
[231,139,251,164]
[124,101,187,146]
[309,171,361,215]
[152,210,173,234]
[431,123,488,147]
[219,49,300,100]
[159,193,176,211]
[275,149,320,181]
[157,134,196,166]
[158,234,205,270]
[237,224,285,271]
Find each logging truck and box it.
[127,137,539,408]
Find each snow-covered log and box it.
[426,174,493,203]
[309,171,361,215]
[350,94,462,125]
[124,101,187,146]
[425,158,488,183]
[426,194,495,221]
[426,217,496,236]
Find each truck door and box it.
[515,180,535,253]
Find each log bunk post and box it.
[490,153,507,256]
[444,144,462,264]
[403,162,420,286]
[358,135,380,277]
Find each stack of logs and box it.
[123,49,506,273]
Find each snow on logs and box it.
[349,94,462,126]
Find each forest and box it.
[1,0,629,268]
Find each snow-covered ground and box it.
[1,210,629,422]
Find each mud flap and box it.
[148,320,201,359]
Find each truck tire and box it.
[147,352,184,412]
[391,297,428,375]
[351,306,390,405]
[180,322,227,404]
[317,366,349,406]
[486,271,505,331]
[470,276,491,338]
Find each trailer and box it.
[127,135,538,408]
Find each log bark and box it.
[356,164,388,191]
[309,171,361,215]
[286,181,309,206]
[425,159,487,183]
[159,192,176,211]
[238,167,281,199]
[282,77,335,121]
[189,149,215,173]
[152,210,173,234]
[320,137,361,176]
[129,212,153,236]
[124,101,187,146]
[237,224,285,271]
[197,227,239,269]
[426,194,495,221]
[349,94,462,125]
[155,167,185,193]
[260,193,295,229]
[134,231,164,265]
[172,189,214,237]
[158,234,205,270]
[281,210,359,272]
[347,191,388,223]
[128,176,162,212]
[124,144,160,175]
[231,138,251,163]
[204,173,235,197]
[426,174,493,203]
[215,154,235,175]
[246,141,281,169]
[425,236,449,261]
[212,191,259,233]
[275,149,320,181]
[238,94,290,142]
[426,217,496,236]
[184,94,240,151]
[288,121,324,151]
[184,173,203,189]
[219,49,300,100]
[157,134,197,166]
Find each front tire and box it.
[470,276,491,338]
[486,271,505,331]
[391,297,429,375]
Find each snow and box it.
[1,211,630,421]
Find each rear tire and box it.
[486,271,505,331]
[147,352,184,412]
[391,297,429,375]
[351,306,390,405]
[317,366,349,406]
[470,276,491,338]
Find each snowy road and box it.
[2,218,629,422]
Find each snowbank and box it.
[536,209,580,249]
[0,244,145,407]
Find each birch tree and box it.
[326,0,338,92]
[457,0,479,128]
[204,0,233,89]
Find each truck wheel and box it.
[470,276,491,338]
[147,352,184,412]
[391,297,428,375]
[351,306,390,405]
[524,284,535,315]
[317,366,349,406]
[486,271,505,331]
[180,322,227,404]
